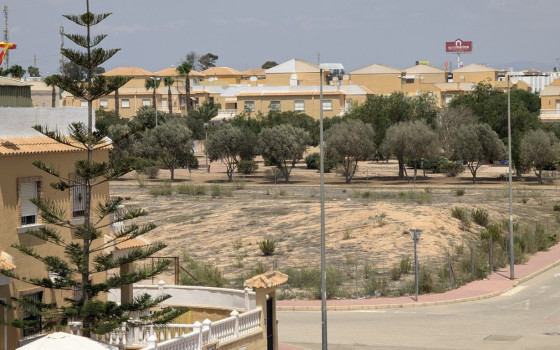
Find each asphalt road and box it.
[278,264,560,350]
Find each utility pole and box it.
[3,5,8,69]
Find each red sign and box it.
[446,38,472,53]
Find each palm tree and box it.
[107,75,131,117]
[177,62,192,113]
[163,76,175,114]
[145,77,161,110]
[43,75,59,107]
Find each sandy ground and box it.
[110,157,560,291]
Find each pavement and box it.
[277,242,560,349]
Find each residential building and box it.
[200,67,243,86]
[0,107,110,349]
[264,59,329,86]
[539,78,560,122]
[349,63,403,94]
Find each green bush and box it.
[179,252,227,287]
[258,239,276,256]
[211,184,233,198]
[451,207,469,221]
[390,266,401,281]
[144,166,160,179]
[176,183,207,195]
[554,203,560,212]
[399,257,412,274]
[471,208,489,227]
[363,276,388,297]
[283,265,345,299]
[149,181,173,196]
[455,188,465,196]
[441,162,465,177]
[304,152,338,173]
[237,160,258,174]
[418,267,435,293]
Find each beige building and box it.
[265,59,329,86]
[452,63,501,84]
[0,107,110,349]
[349,63,403,94]
[200,67,243,85]
[539,78,560,122]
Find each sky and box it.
[2,0,560,76]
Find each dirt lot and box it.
[110,157,560,295]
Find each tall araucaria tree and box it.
[0,0,186,337]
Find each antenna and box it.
[3,5,8,69]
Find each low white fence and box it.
[68,308,262,350]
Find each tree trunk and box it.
[170,167,175,181]
[398,157,405,179]
[114,89,120,117]
[168,86,172,114]
[185,75,191,113]
[51,86,56,107]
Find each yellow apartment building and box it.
[200,67,243,85]
[0,107,110,349]
[452,63,501,84]
[349,63,403,94]
[540,78,560,122]
[264,59,329,86]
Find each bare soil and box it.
[110,157,560,294]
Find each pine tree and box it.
[0,0,186,338]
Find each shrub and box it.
[304,152,338,173]
[179,252,227,287]
[144,166,160,179]
[455,188,465,196]
[553,203,560,212]
[451,206,468,221]
[237,160,258,174]
[418,267,435,293]
[149,181,173,196]
[258,238,276,256]
[211,184,233,198]
[176,183,207,195]
[134,172,146,188]
[471,208,489,227]
[399,257,412,274]
[232,177,246,190]
[342,229,352,240]
[441,162,465,177]
[390,266,401,281]
[363,276,388,297]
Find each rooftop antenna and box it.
[3,5,8,69]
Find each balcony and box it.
[539,109,560,122]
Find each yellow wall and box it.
[0,149,109,348]
[453,71,498,83]
[350,73,402,94]
[265,71,328,86]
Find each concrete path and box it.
[278,242,560,349]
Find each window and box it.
[322,100,333,111]
[19,180,40,226]
[244,101,255,112]
[21,291,43,338]
[80,100,88,107]
[270,101,281,112]
[99,99,108,108]
[70,174,86,218]
[122,99,130,108]
[294,100,305,111]
[162,98,168,109]
[445,95,453,105]
[142,98,151,106]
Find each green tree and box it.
[258,124,309,183]
[449,82,541,178]
[436,105,477,153]
[519,129,560,184]
[185,51,200,71]
[324,119,375,183]
[43,75,59,108]
[28,66,40,77]
[177,61,192,113]
[261,61,278,69]
[139,120,194,181]
[206,124,245,181]
[106,75,132,117]
[61,60,105,81]
[145,77,161,110]
[198,52,219,70]
[447,123,505,183]
[0,1,185,337]
[163,76,175,114]
[8,64,25,79]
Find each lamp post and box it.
[410,229,422,301]
[507,74,518,280]
[319,62,327,350]
[203,122,209,173]
[151,76,161,126]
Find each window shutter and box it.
[20,182,37,218]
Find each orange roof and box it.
[104,67,155,77]
[243,68,266,76]
[244,270,288,289]
[202,67,243,76]
[0,136,111,156]
[115,236,151,250]
[156,67,205,77]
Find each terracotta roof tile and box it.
[244,270,288,289]
[202,67,243,76]
[104,67,155,77]
[0,136,111,156]
[0,258,16,270]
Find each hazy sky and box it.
[3,0,560,75]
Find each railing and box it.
[539,109,560,122]
[217,109,237,117]
[67,308,262,350]
[540,109,560,115]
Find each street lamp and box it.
[409,229,422,301]
[151,76,161,126]
[507,74,519,280]
[318,62,327,350]
[203,122,209,173]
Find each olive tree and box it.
[325,119,375,183]
[258,124,309,183]
[447,123,505,183]
[139,120,194,181]
[206,124,248,181]
[520,129,560,184]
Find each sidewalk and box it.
[278,242,560,349]
[277,242,560,311]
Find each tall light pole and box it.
[151,76,161,126]
[410,229,422,301]
[319,62,327,350]
[204,122,209,173]
[507,74,518,280]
